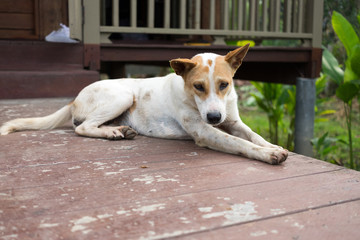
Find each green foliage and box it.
[311,132,340,163]
[324,11,360,170]
[250,82,296,150]
[283,86,296,150]
[331,11,360,58]
[323,0,360,59]
[250,82,286,145]
[250,75,336,151]
[321,48,344,85]
[314,74,336,123]
[336,82,359,104]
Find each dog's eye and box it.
[219,82,229,90]
[194,84,205,92]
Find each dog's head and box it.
[170,44,250,125]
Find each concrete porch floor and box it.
[0,98,359,240]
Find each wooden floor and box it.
[1,98,360,240]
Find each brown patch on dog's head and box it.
[170,56,211,100]
[211,56,234,99]
[185,64,210,100]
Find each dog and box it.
[0,44,287,164]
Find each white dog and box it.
[0,44,288,164]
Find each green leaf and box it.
[336,82,359,103]
[277,87,290,106]
[332,11,360,57]
[350,44,360,78]
[323,146,337,155]
[311,138,318,146]
[319,110,336,115]
[318,132,328,146]
[251,81,264,95]
[250,93,268,112]
[321,47,344,85]
[344,59,359,82]
[351,79,360,85]
[316,74,327,94]
[338,139,348,145]
[315,118,329,123]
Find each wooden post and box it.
[311,0,324,48]
[82,0,100,70]
[304,0,323,47]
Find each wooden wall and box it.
[0,0,68,40]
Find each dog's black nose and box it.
[207,112,222,124]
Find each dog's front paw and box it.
[269,148,288,165]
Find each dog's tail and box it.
[0,103,72,135]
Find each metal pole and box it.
[294,77,315,157]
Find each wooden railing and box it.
[69,0,323,47]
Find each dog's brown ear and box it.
[170,58,197,77]
[225,43,250,72]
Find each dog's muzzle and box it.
[207,112,222,125]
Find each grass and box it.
[236,84,360,170]
[314,97,360,168]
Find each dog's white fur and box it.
[0,45,288,164]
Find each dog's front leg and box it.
[220,119,282,149]
[222,100,285,150]
[182,120,287,164]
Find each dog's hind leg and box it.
[72,86,137,140]
[98,125,137,140]
[74,107,137,140]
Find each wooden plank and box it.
[0,134,341,193]
[112,0,119,26]
[249,0,256,31]
[223,0,229,30]
[194,0,201,29]
[1,169,359,239]
[100,44,314,62]
[284,0,292,32]
[0,41,84,70]
[99,44,321,83]
[298,0,304,33]
[185,200,360,239]
[84,44,101,70]
[0,98,360,239]
[38,0,68,39]
[131,0,137,28]
[0,13,34,29]
[163,0,170,28]
[0,0,33,13]
[0,29,37,39]
[274,0,280,32]
[147,0,154,28]
[0,70,98,99]
[262,0,268,31]
[100,44,321,84]
[237,0,243,30]
[180,0,186,29]
[209,0,215,29]
[68,0,83,40]
[0,40,98,98]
